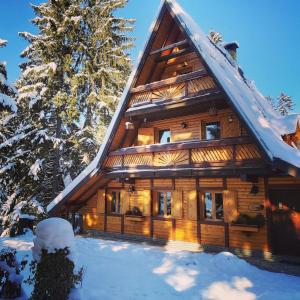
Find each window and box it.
[204,122,221,140]
[158,192,172,216]
[204,191,223,220]
[159,129,171,144]
[111,191,121,214]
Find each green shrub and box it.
[233,213,265,227]
[27,248,83,300]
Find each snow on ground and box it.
[0,231,299,300]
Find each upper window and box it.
[204,122,221,140]
[111,191,121,214]
[158,191,172,216]
[204,191,223,220]
[159,129,171,144]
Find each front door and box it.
[269,190,300,256]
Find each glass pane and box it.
[111,192,117,213]
[159,130,171,144]
[158,192,165,216]
[204,192,213,219]
[166,192,172,216]
[205,122,220,140]
[215,193,224,220]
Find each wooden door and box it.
[269,190,300,256]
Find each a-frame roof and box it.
[47,0,300,213]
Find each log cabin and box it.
[47,0,300,257]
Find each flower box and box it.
[125,215,145,222]
[230,224,259,232]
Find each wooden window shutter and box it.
[137,128,154,146]
[171,191,183,219]
[97,189,106,213]
[142,190,151,216]
[223,190,238,223]
[187,190,198,220]
[120,190,130,214]
[106,192,112,214]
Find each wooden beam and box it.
[156,48,192,62]
[131,69,207,94]
[109,136,254,156]
[125,89,222,118]
[150,39,189,56]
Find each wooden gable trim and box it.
[163,2,275,172]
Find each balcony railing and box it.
[104,137,262,170]
[128,69,219,108]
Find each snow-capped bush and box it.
[0,247,27,299]
[28,218,83,300]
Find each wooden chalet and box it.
[48,0,300,256]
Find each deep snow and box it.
[0,231,299,300]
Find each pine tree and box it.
[266,93,294,116]
[277,92,294,116]
[4,0,134,228]
[209,30,223,45]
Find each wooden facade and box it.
[49,0,300,257]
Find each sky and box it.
[0,0,299,111]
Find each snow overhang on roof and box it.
[47,0,300,214]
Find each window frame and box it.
[110,190,121,214]
[202,121,221,140]
[157,191,172,217]
[158,129,171,144]
[202,190,224,221]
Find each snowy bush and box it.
[27,218,83,300]
[0,247,27,299]
[0,196,45,237]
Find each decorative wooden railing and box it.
[104,137,262,169]
[129,69,219,108]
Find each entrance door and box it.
[269,190,300,256]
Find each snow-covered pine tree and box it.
[0,39,44,236]
[209,30,223,45]
[66,0,134,168]
[276,92,294,116]
[7,0,134,228]
[265,93,294,116]
[17,1,84,206]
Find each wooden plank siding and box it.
[80,176,275,254]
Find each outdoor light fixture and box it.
[125,122,134,130]
[181,122,187,129]
[250,184,259,195]
[228,114,233,123]
[128,185,135,193]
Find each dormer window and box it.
[159,129,171,144]
[204,122,221,140]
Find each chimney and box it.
[224,42,239,60]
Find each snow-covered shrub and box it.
[1,196,45,237]
[27,218,83,300]
[0,247,27,299]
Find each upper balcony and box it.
[126,69,224,119]
[103,137,268,177]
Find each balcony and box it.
[104,137,266,177]
[126,70,223,118]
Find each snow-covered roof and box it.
[47,0,300,213]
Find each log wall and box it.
[79,176,300,254]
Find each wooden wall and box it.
[137,108,243,145]
[79,176,281,254]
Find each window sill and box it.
[125,215,145,222]
[200,219,225,225]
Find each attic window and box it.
[159,129,171,144]
[204,122,221,140]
